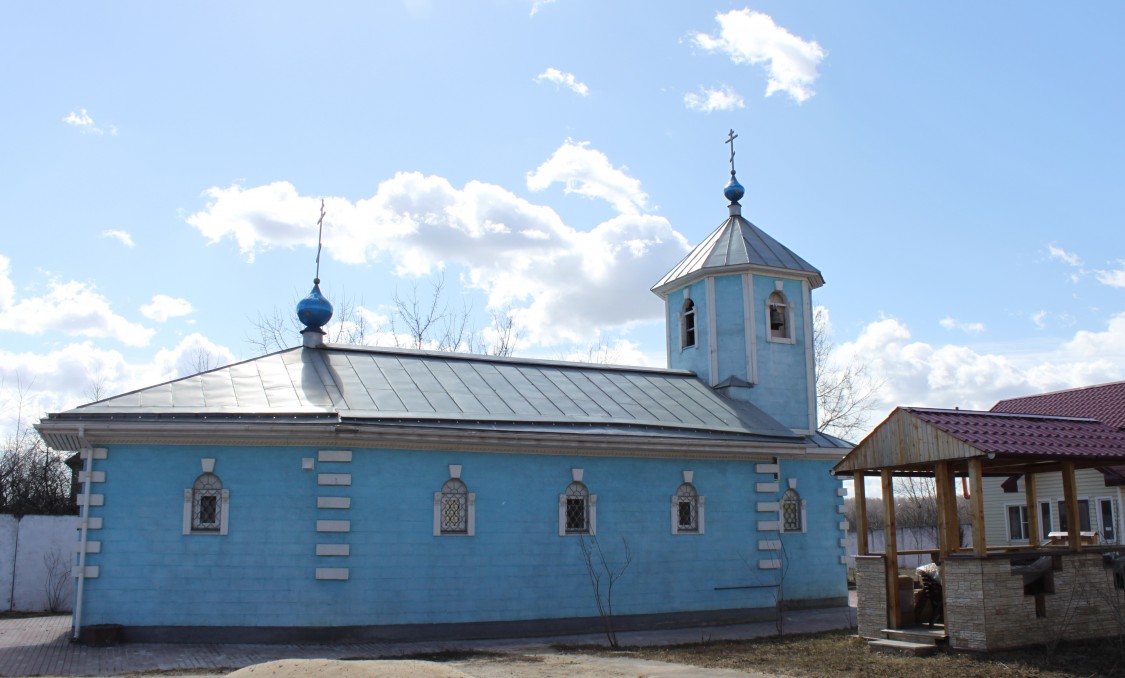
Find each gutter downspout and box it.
[73,426,92,642]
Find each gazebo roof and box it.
[832,407,1125,477]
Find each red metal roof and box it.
[991,380,1125,431]
[904,407,1125,462]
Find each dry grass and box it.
[569,629,1125,677]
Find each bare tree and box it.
[0,383,75,516]
[814,306,882,440]
[578,535,633,648]
[248,291,373,354]
[43,547,70,612]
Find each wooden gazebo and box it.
[834,407,1125,651]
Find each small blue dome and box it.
[296,279,333,330]
[724,174,745,203]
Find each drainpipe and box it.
[72,426,92,642]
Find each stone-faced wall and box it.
[944,553,1125,651]
[855,555,887,638]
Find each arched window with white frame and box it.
[681,297,697,349]
[559,469,597,536]
[781,487,805,533]
[183,461,229,535]
[433,465,475,536]
[671,472,705,535]
[767,290,793,343]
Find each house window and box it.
[559,475,597,536]
[1057,499,1091,533]
[681,298,696,349]
[183,470,229,535]
[433,466,475,536]
[1006,504,1029,541]
[781,487,804,533]
[1097,497,1116,543]
[767,291,792,342]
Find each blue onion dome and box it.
[296,278,333,330]
[724,173,745,203]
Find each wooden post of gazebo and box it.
[1062,461,1083,552]
[1025,473,1039,546]
[881,469,899,627]
[854,471,868,555]
[968,458,986,557]
[934,461,957,557]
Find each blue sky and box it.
[1,1,1123,439]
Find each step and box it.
[867,638,939,656]
[881,626,947,645]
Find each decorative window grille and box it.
[767,291,791,342]
[439,478,469,534]
[681,298,697,349]
[675,483,698,532]
[781,488,803,533]
[192,473,222,531]
[565,481,590,534]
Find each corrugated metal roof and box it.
[991,380,1125,431]
[651,214,824,294]
[46,345,804,440]
[905,408,1125,461]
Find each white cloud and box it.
[1047,244,1082,267]
[62,108,116,135]
[835,314,1125,430]
[684,85,745,112]
[186,142,689,347]
[535,68,589,96]
[939,316,985,334]
[526,140,648,214]
[1031,310,1048,329]
[0,257,154,346]
[692,9,826,103]
[1095,261,1125,288]
[529,0,556,17]
[140,295,193,322]
[101,230,135,247]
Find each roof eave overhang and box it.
[651,263,824,298]
[36,418,846,461]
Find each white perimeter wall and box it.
[1,514,78,612]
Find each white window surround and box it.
[1054,496,1092,533]
[182,463,229,536]
[559,469,596,536]
[765,289,796,345]
[680,295,697,351]
[433,465,476,537]
[1038,500,1053,541]
[671,471,705,535]
[1095,496,1117,544]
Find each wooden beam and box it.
[968,458,986,557]
[1062,461,1082,553]
[934,461,953,557]
[882,469,900,628]
[1025,473,1039,546]
[854,471,868,555]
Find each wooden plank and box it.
[854,471,868,555]
[882,469,900,628]
[934,461,950,557]
[1025,473,1039,546]
[968,458,986,557]
[1062,461,1082,553]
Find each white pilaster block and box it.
[756,502,779,512]
[81,448,108,460]
[72,566,99,578]
[755,483,779,493]
[757,520,780,531]
[759,559,781,570]
[75,541,101,554]
[315,568,349,580]
[840,555,849,565]
[316,544,351,557]
[839,538,848,548]
[838,520,850,531]
[79,470,106,483]
[201,458,216,473]
[837,504,848,514]
[316,520,351,533]
[755,463,779,475]
[318,450,352,463]
[318,473,352,486]
[77,494,104,507]
[758,540,782,551]
[84,516,103,530]
[317,496,351,509]
[837,487,848,496]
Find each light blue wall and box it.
[666,280,709,378]
[80,445,846,628]
[748,275,811,431]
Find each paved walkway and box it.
[0,605,856,677]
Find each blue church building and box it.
[37,153,850,643]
